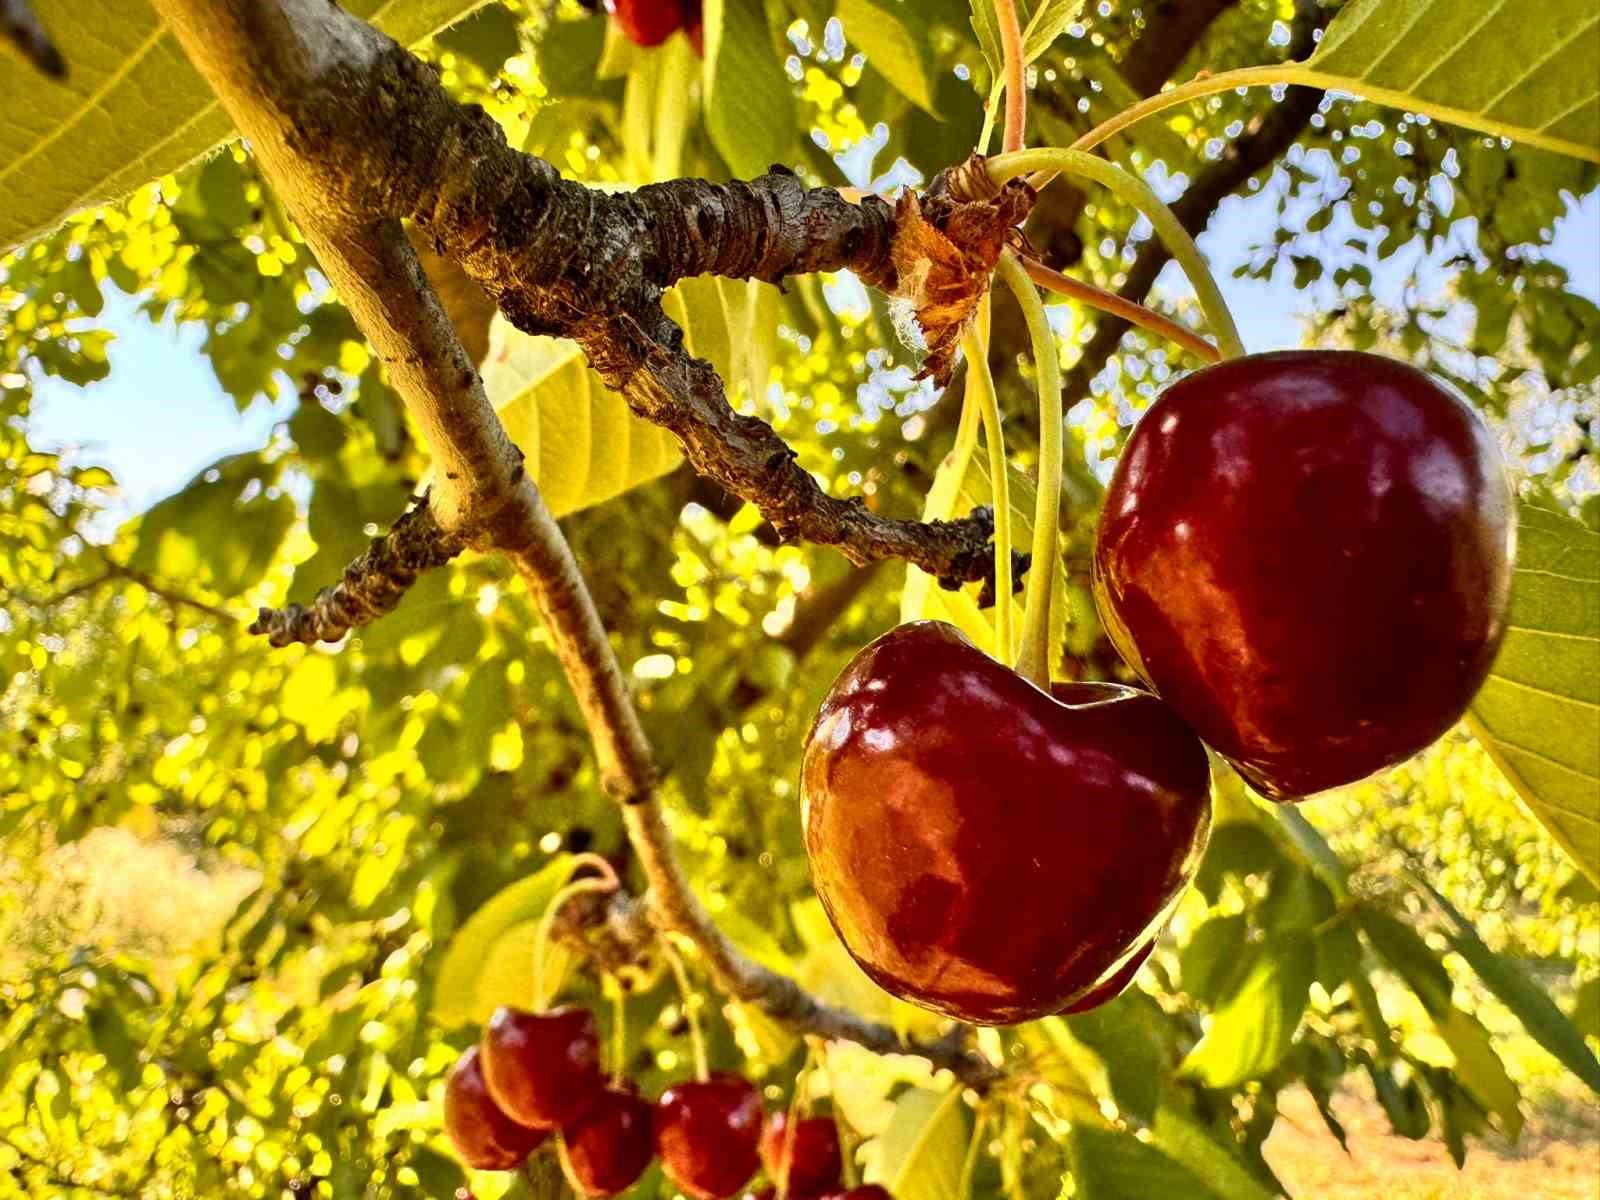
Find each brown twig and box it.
[1021,256,1220,363]
[250,497,465,646]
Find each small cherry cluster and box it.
[444,1003,890,1198]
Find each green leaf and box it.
[0,0,496,251]
[1359,907,1453,1013]
[703,0,797,176]
[1433,1005,1523,1139]
[1067,1125,1223,1200]
[1468,501,1600,882]
[480,318,682,518]
[130,452,292,598]
[432,854,572,1028]
[434,2,521,76]
[1420,880,1600,1094]
[970,0,1085,77]
[1180,914,1250,1007]
[1304,0,1600,162]
[837,0,937,114]
[1151,1107,1280,1200]
[1181,932,1314,1088]
[901,446,1068,664]
[860,1086,969,1200]
[1061,990,1169,1121]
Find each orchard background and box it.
[0,1,1598,1198]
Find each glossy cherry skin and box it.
[1094,350,1515,801]
[608,0,687,46]
[563,1085,655,1197]
[654,1073,764,1199]
[443,1045,549,1171]
[801,620,1212,1025]
[480,1006,604,1131]
[1058,938,1152,1014]
[759,1112,842,1196]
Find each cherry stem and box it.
[987,148,1245,361]
[957,1104,991,1200]
[995,249,1062,692]
[1020,256,1222,364]
[993,0,1027,154]
[609,982,627,1089]
[776,1059,812,1200]
[661,937,709,1083]
[532,853,620,1012]
[961,301,1013,660]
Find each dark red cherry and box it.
[759,1112,842,1196]
[821,1188,892,1200]
[685,0,704,56]
[608,0,687,47]
[480,1006,603,1131]
[1093,350,1515,800]
[1058,938,1153,1014]
[443,1045,548,1171]
[801,621,1212,1025]
[654,1073,763,1198]
[563,1085,655,1196]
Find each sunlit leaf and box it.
[859,1086,968,1200]
[1303,0,1599,161]
[1468,501,1600,883]
[1180,932,1313,1088]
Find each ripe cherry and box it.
[1094,350,1515,800]
[480,1005,603,1131]
[801,621,1212,1025]
[1059,938,1152,1014]
[608,0,687,47]
[822,1189,892,1200]
[563,1085,655,1197]
[759,1112,842,1196]
[443,1045,548,1171]
[654,1073,764,1198]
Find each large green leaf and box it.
[703,0,797,176]
[1303,0,1600,162]
[1419,881,1600,1094]
[481,275,778,517]
[1180,932,1314,1088]
[0,0,493,250]
[432,854,572,1028]
[1433,1004,1523,1139]
[1068,1126,1223,1200]
[1152,1106,1281,1200]
[837,0,938,114]
[1467,501,1600,882]
[859,1086,969,1200]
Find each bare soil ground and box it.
[1264,1079,1600,1200]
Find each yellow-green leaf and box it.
[837,0,938,114]
[432,855,573,1028]
[0,0,494,250]
[860,1086,969,1200]
[1304,0,1600,162]
[901,446,1066,665]
[1468,501,1600,883]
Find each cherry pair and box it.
[802,350,1513,1027]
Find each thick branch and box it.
[152,0,999,1088]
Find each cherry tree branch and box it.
[149,0,999,1090]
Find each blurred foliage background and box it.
[0,0,1597,1197]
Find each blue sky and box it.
[25,170,1600,517]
